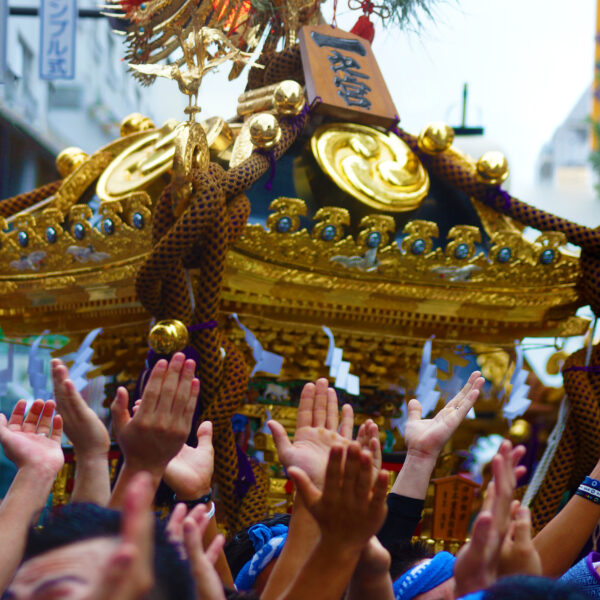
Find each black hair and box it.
[389,539,433,581]
[23,502,195,600]
[484,575,590,600]
[225,589,260,600]
[224,513,291,578]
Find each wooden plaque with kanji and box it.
[298,25,399,129]
[432,475,480,542]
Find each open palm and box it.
[268,379,381,489]
[164,421,214,500]
[404,371,484,459]
[0,399,64,477]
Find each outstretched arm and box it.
[51,359,111,505]
[0,400,65,592]
[532,457,600,577]
[261,378,376,598]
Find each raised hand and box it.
[404,371,484,461]
[498,503,542,577]
[454,439,526,597]
[0,399,65,591]
[51,359,112,505]
[182,505,227,600]
[0,399,64,478]
[111,353,199,474]
[288,443,389,552]
[268,378,363,489]
[164,421,214,500]
[51,358,110,459]
[109,353,200,508]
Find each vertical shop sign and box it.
[40,0,77,80]
[0,0,8,84]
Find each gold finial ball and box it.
[273,80,305,116]
[248,113,282,150]
[56,147,89,178]
[508,418,532,445]
[417,122,455,154]
[476,151,509,185]
[148,319,189,355]
[120,113,155,137]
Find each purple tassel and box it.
[283,101,311,136]
[234,442,257,499]
[257,149,276,191]
[563,365,600,373]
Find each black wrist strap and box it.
[173,487,212,508]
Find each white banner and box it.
[0,0,7,84]
[39,0,77,80]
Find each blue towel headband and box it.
[393,551,456,600]
[234,523,288,591]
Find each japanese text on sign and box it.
[0,0,7,84]
[40,0,77,80]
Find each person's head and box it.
[482,574,590,599]
[224,513,290,593]
[4,502,194,600]
[391,546,456,600]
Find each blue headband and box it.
[560,551,600,598]
[234,523,288,591]
[394,551,456,599]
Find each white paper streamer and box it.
[28,330,51,400]
[503,341,531,420]
[60,328,103,392]
[321,326,360,396]
[231,314,283,377]
[415,338,440,417]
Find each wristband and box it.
[576,477,600,504]
[173,487,213,509]
[206,501,216,520]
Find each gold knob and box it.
[273,80,305,116]
[417,123,454,154]
[56,147,89,178]
[248,113,282,150]
[508,418,532,444]
[476,151,509,185]
[120,113,155,137]
[148,319,189,355]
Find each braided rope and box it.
[0,180,62,218]
[134,94,309,530]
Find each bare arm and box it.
[0,400,64,591]
[262,378,376,599]
[532,460,600,577]
[271,444,389,600]
[162,420,233,588]
[52,359,111,505]
[347,536,394,600]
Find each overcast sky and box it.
[153,0,598,221]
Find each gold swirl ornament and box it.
[96,117,231,203]
[311,123,429,212]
